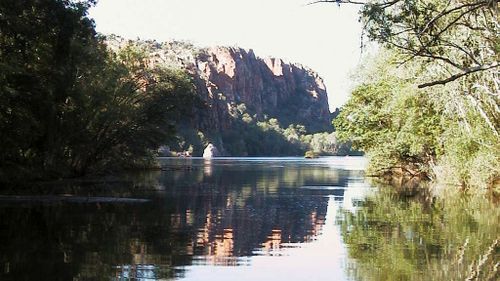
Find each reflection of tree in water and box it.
[0,197,186,281]
[0,159,358,280]
[338,180,500,281]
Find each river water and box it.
[0,157,498,281]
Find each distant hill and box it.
[107,36,351,156]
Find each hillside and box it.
[107,36,346,156]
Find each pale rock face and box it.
[263,57,284,76]
[203,143,220,158]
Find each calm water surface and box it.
[0,157,498,281]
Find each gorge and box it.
[107,36,346,157]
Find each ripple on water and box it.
[299,185,346,190]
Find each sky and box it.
[88,0,363,110]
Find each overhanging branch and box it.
[417,64,499,88]
[307,0,367,5]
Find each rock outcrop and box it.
[106,36,334,155]
[193,46,331,132]
[107,36,331,131]
[202,143,220,158]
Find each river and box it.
[0,157,498,281]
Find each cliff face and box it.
[117,37,332,132]
[107,36,333,155]
[193,46,331,132]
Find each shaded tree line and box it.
[0,0,197,180]
[169,102,357,156]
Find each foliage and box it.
[335,52,443,177]
[0,0,197,180]
[69,46,197,175]
[359,0,499,143]
[438,100,500,188]
[170,102,358,156]
[304,150,319,158]
[316,0,498,88]
[335,49,499,187]
[326,0,499,188]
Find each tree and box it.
[0,0,103,177]
[318,0,498,187]
[334,51,443,176]
[312,0,498,83]
[314,0,499,135]
[0,0,198,179]
[67,48,198,174]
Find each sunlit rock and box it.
[203,143,220,158]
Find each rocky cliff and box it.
[192,46,331,132]
[107,36,334,155]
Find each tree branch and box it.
[417,64,499,88]
[420,1,488,34]
[308,0,404,9]
[307,0,366,5]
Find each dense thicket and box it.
[335,53,445,176]
[0,0,197,180]
[330,0,499,189]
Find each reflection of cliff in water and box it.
[156,158,339,265]
[0,158,365,280]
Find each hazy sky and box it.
[89,0,363,110]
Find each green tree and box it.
[314,0,498,85]
[335,52,443,176]
[321,0,498,187]
[0,0,103,177]
[0,0,197,179]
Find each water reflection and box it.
[338,180,500,281]
[0,157,367,281]
[203,159,213,176]
[5,157,496,281]
[153,157,365,267]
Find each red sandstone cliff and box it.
[107,36,332,132]
[192,46,331,132]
